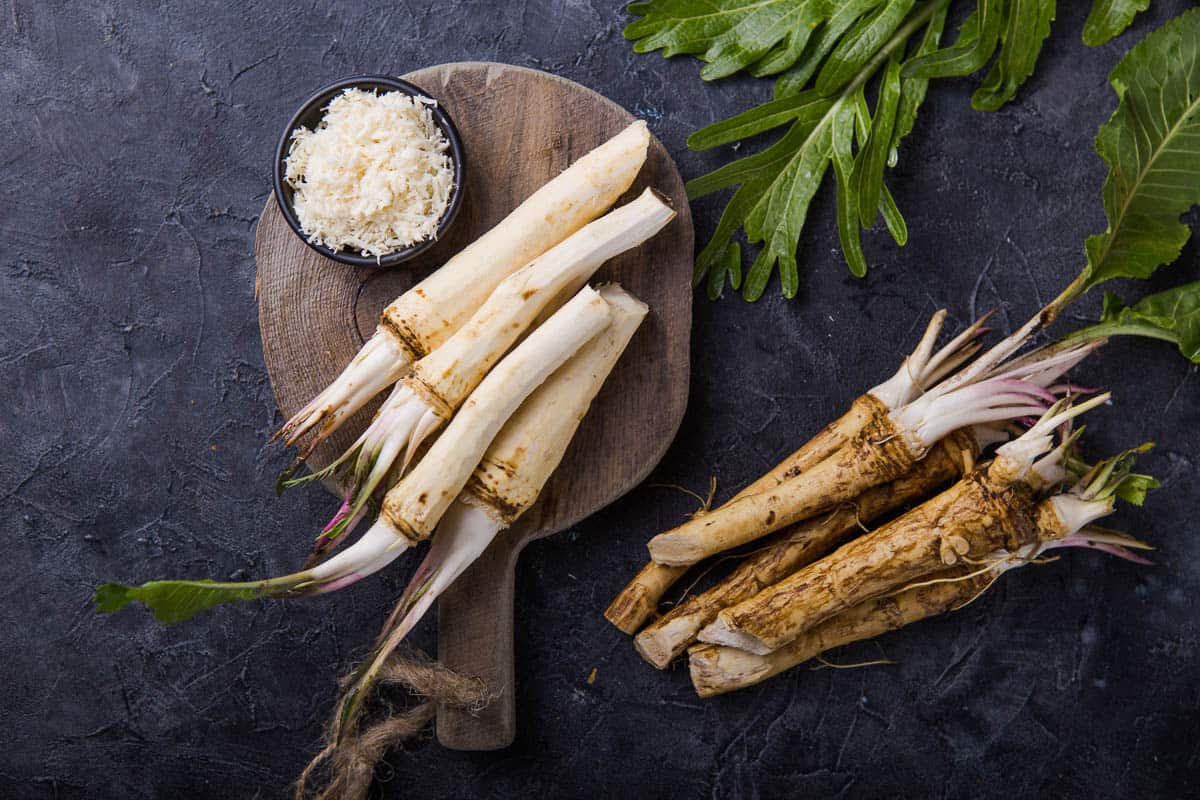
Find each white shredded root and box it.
[285,88,454,257]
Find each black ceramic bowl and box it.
[272,75,466,268]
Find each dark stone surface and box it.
[2,1,1197,797]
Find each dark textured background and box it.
[2,1,1198,798]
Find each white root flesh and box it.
[374,286,648,643]
[319,191,673,530]
[380,285,613,544]
[304,518,412,593]
[467,284,650,521]
[696,617,775,655]
[376,499,502,643]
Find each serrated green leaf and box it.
[1083,9,1200,291]
[971,0,1056,112]
[688,90,833,150]
[852,85,872,139]
[1108,474,1156,506]
[1079,443,1159,505]
[816,0,916,95]
[688,118,809,197]
[740,102,842,298]
[632,0,1174,300]
[775,0,886,98]
[707,242,743,299]
[688,1,947,297]
[749,9,826,76]
[1100,290,1125,320]
[624,0,828,81]
[728,248,744,290]
[902,0,1006,80]
[693,179,768,283]
[852,58,904,227]
[849,86,909,246]
[1082,0,1150,47]
[1113,472,1160,506]
[1100,291,1174,329]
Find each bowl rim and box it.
[272,74,467,269]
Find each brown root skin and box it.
[707,465,1040,653]
[741,394,883,495]
[689,567,985,698]
[605,395,882,635]
[690,489,1144,696]
[603,562,688,634]
[1035,498,1069,540]
[634,429,979,668]
[647,408,916,567]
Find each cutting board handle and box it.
[435,529,522,750]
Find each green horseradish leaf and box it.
[1067,282,1200,363]
[1083,9,1200,290]
[95,577,298,625]
[1083,0,1151,46]
[626,0,1150,298]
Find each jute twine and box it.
[295,648,491,800]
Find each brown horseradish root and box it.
[687,566,983,697]
[687,471,1155,698]
[603,394,882,634]
[646,405,952,568]
[698,396,1114,654]
[604,308,993,633]
[700,465,1040,654]
[633,428,979,668]
[641,343,1104,570]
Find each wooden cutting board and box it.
[255,61,692,750]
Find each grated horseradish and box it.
[285,88,454,258]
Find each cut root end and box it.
[696,616,772,655]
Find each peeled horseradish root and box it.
[288,188,675,556]
[97,118,675,631]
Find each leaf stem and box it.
[1043,269,1092,324]
[1059,320,1180,347]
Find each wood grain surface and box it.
[255,61,692,751]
